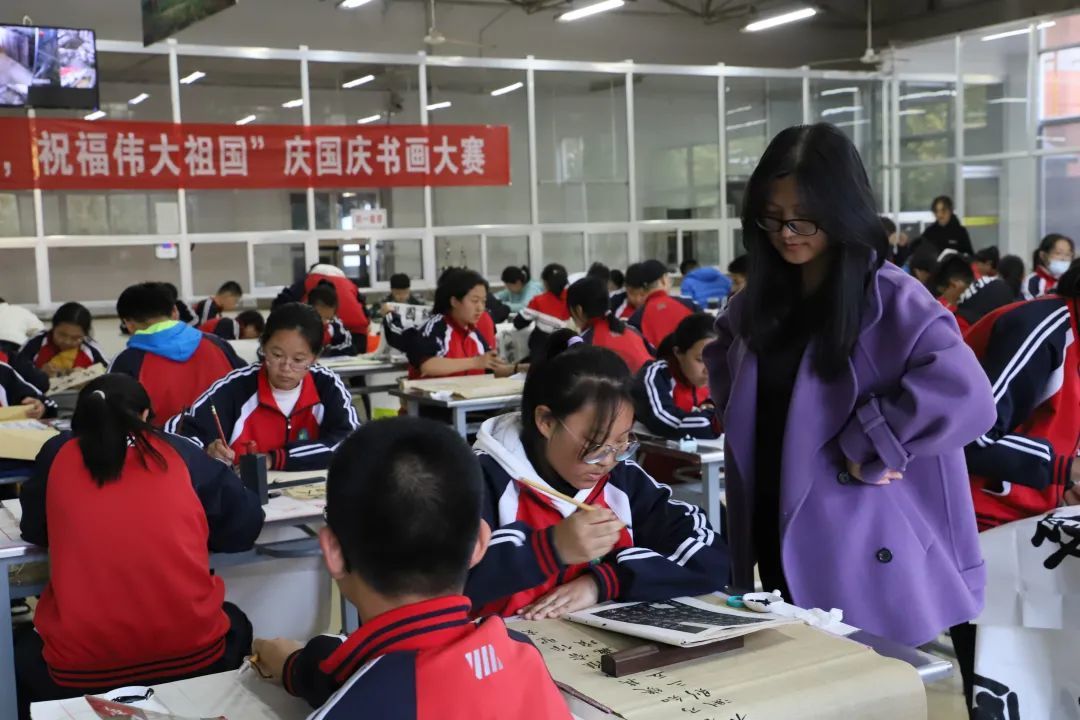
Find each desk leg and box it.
[703,462,722,531]
[453,409,467,438]
[0,564,18,720]
[405,398,420,418]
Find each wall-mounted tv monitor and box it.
[0,25,99,109]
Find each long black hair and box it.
[71,374,165,487]
[262,302,324,355]
[567,277,624,334]
[541,263,569,297]
[738,123,887,378]
[1033,233,1074,271]
[433,268,487,315]
[51,302,93,335]
[1055,259,1080,299]
[520,330,632,489]
[501,265,530,285]
[998,255,1025,299]
[657,313,717,366]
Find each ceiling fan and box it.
[810,0,900,69]
[423,0,491,49]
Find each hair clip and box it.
[92,390,106,399]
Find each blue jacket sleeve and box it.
[587,463,729,602]
[964,303,1072,491]
[0,362,57,417]
[166,434,264,552]
[632,361,718,439]
[19,433,70,547]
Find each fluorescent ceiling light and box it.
[820,105,860,117]
[426,101,452,111]
[357,113,382,124]
[819,87,857,97]
[557,0,625,23]
[490,81,524,97]
[898,89,955,102]
[744,7,817,32]
[1037,21,1055,30]
[179,70,205,84]
[981,27,1029,41]
[342,74,375,89]
[898,109,926,116]
[727,118,768,132]
[282,98,304,108]
[987,97,1027,104]
[339,0,375,8]
[726,105,752,116]
[128,93,150,105]
[834,119,869,128]
[236,114,257,125]
[84,110,106,121]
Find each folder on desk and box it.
[0,423,58,460]
[401,376,524,400]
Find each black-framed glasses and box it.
[558,420,639,465]
[756,216,821,236]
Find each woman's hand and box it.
[251,637,304,684]
[207,439,237,465]
[21,397,45,419]
[517,575,600,620]
[551,508,623,565]
[846,459,902,486]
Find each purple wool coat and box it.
[704,262,997,647]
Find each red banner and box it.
[0,118,510,191]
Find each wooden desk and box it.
[636,435,725,531]
[0,481,329,720]
[390,389,521,438]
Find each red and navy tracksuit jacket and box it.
[628,290,699,349]
[466,414,728,617]
[281,596,570,719]
[193,297,223,327]
[166,363,360,471]
[15,331,108,370]
[322,317,356,358]
[110,330,246,426]
[0,361,57,417]
[274,273,370,336]
[1023,266,1058,301]
[579,316,654,375]
[19,431,263,688]
[388,313,491,379]
[609,291,634,320]
[515,291,570,357]
[201,316,238,340]
[964,296,1080,531]
[632,359,719,440]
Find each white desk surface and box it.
[30,669,589,720]
[390,389,522,410]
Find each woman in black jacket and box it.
[921,195,973,257]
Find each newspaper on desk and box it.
[401,376,524,400]
[45,363,106,396]
[386,302,433,329]
[568,596,794,648]
[519,614,926,720]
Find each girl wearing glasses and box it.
[704,123,996,648]
[167,303,360,471]
[632,313,720,440]
[467,331,728,619]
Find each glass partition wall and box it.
[0,9,1078,310]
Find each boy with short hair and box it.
[195,281,243,328]
[110,282,245,424]
[253,417,571,720]
[204,310,265,341]
[727,255,748,297]
[309,283,357,357]
[627,259,699,348]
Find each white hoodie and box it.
[0,302,44,348]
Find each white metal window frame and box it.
[2,9,1075,311]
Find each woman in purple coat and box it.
[704,123,997,647]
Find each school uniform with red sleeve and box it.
[579,317,654,374]
[628,290,699,349]
[15,330,108,370]
[109,321,246,425]
[193,297,223,327]
[466,413,728,618]
[395,313,491,379]
[1022,266,1058,301]
[321,317,356,358]
[166,363,360,471]
[514,291,570,358]
[16,431,263,701]
[631,359,719,440]
[964,296,1080,531]
[0,361,57,417]
[609,291,633,320]
[201,316,237,340]
[279,596,570,719]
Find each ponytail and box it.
[567,277,625,334]
[541,263,569,297]
[71,375,165,487]
[657,313,718,364]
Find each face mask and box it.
[1049,259,1071,279]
